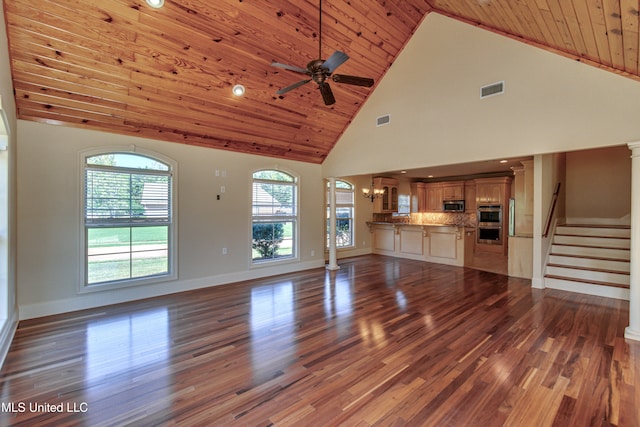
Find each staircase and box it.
[544,223,631,300]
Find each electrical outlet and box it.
[222,247,227,255]
[311,250,315,256]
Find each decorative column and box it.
[326,177,340,270]
[625,142,640,341]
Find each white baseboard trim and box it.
[19,259,326,320]
[624,326,640,342]
[531,277,545,289]
[0,309,18,368]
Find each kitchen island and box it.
[367,222,465,267]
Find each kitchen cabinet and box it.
[368,222,464,267]
[474,177,512,255]
[442,182,464,201]
[373,177,399,213]
[476,179,506,205]
[410,182,426,212]
[464,180,476,212]
[425,183,443,212]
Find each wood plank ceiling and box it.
[4,0,640,164]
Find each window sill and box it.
[78,272,177,294]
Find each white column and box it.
[326,177,340,270]
[626,143,640,341]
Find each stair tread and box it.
[544,274,630,289]
[560,223,630,229]
[546,263,630,275]
[552,243,630,250]
[555,233,629,240]
[549,253,630,262]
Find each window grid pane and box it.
[326,180,355,249]
[85,153,172,286]
[252,170,297,263]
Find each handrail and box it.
[543,182,561,238]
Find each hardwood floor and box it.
[1,255,638,426]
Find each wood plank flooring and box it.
[0,254,639,426]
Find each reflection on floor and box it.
[468,251,508,275]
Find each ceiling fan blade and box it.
[319,82,335,105]
[271,62,309,74]
[276,79,312,95]
[331,74,374,87]
[322,51,349,73]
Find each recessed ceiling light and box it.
[499,159,508,163]
[232,84,245,96]
[146,0,164,9]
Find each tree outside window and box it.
[252,170,297,263]
[84,152,174,286]
[326,180,354,248]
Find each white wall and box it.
[0,0,18,365]
[565,146,631,220]
[323,13,640,178]
[17,122,326,319]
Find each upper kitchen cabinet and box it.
[410,182,426,213]
[475,177,511,205]
[464,180,476,212]
[442,182,464,201]
[373,177,399,213]
[425,183,443,212]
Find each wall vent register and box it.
[480,81,505,99]
[376,114,391,126]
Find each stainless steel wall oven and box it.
[477,205,502,224]
[477,205,502,245]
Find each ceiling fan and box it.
[271,0,374,105]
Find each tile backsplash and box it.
[373,212,477,227]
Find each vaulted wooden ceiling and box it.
[4,1,640,164]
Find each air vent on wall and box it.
[480,81,504,99]
[376,114,391,127]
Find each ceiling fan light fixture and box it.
[232,84,246,96]
[145,0,164,9]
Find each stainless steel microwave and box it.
[443,200,465,212]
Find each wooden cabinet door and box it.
[442,183,464,200]
[476,183,502,204]
[373,177,399,213]
[464,181,476,212]
[426,184,443,211]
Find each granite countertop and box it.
[367,221,463,227]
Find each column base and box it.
[624,326,640,342]
[326,263,340,271]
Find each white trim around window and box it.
[78,146,178,294]
[250,168,299,266]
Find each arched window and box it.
[82,150,175,288]
[252,170,298,263]
[326,180,354,248]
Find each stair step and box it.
[553,234,630,248]
[547,254,630,273]
[544,274,630,289]
[545,265,629,286]
[544,275,630,300]
[550,244,630,260]
[557,224,630,238]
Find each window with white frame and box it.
[83,151,175,287]
[251,170,297,263]
[326,180,354,248]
